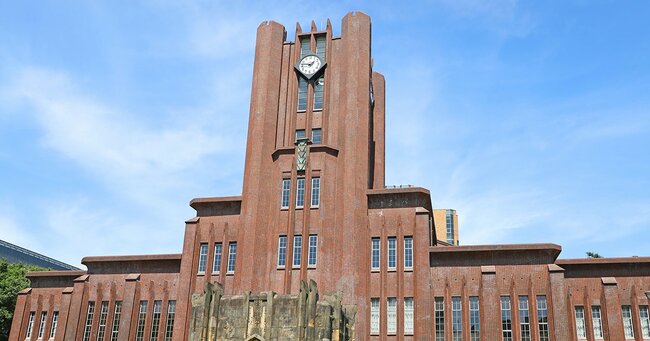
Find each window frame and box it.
[469,296,480,341]
[452,296,462,341]
[308,234,318,267]
[164,301,176,341]
[212,243,222,274]
[227,242,237,274]
[387,237,397,270]
[281,179,291,209]
[622,305,634,339]
[135,301,147,341]
[96,301,109,341]
[404,236,413,270]
[387,297,397,335]
[50,311,59,339]
[37,311,47,339]
[592,305,604,339]
[434,297,445,341]
[110,301,122,341]
[519,296,531,341]
[311,128,322,144]
[575,306,587,339]
[310,177,320,207]
[292,235,302,268]
[277,236,287,268]
[640,305,650,338]
[150,300,162,341]
[370,298,380,335]
[537,295,549,341]
[26,311,35,339]
[82,302,95,341]
[371,237,380,271]
[404,297,414,335]
[296,177,305,208]
[501,296,513,341]
[197,243,208,274]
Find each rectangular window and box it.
[297,77,308,111]
[150,300,162,341]
[575,306,586,339]
[295,129,306,140]
[434,297,445,341]
[638,305,650,338]
[622,305,634,338]
[537,295,549,341]
[311,128,322,144]
[452,296,462,341]
[277,236,287,267]
[50,311,59,339]
[387,237,396,269]
[37,311,47,339]
[197,243,208,273]
[83,302,95,341]
[592,305,603,339]
[293,235,302,268]
[96,301,109,341]
[370,298,380,335]
[212,243,222,273]
[227,242,237,273]
[308,235,318,266]
[315,35,326,60]
[164,301,176,341]
[446,209,455,244]
[469,296,480,341]
[281,179,291,209]
[404,297,414,335]
[519,296,531,341]
[296,178,305,208]
[404,236,413,269]
[387,297,397,335]
[310,177,320,207]
[300,36,311,57]
[371,237,380,270]
[110,301,122,341]
[501,296,513,341]
[313,77,324,110]
[135,301,148,341]
[26,312,35,339]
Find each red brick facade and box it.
[9,12,650,341]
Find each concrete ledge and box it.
[557,257,650,278]
[429,243,562,266]
[548,264,565,273]
[367,187,432,212]
[190,196,242,217]
[82,254,182,274]
[481,265,496,274]
[601,277,618,285]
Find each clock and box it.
[295,54,325,79]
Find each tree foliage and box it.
[586,251,603,258]
[0,259,46,341]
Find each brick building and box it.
[9,12,650,341]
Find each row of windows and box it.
[277,235,317,268]
[295,128,322,144]
[575,304,650,339]
[370,297,414,335]
[198,242,237,274]
[281,177,320,209]
[371,236,413,271]
[25,311,59,340]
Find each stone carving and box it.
[189,280,354,340]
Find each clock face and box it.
[298,55,322,76]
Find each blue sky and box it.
[1,1,649,267]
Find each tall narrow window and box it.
[311,177,320,207]
[315,35,326,60]
[501,296,513,341]
[387,237,396,270]
[296,177,305,208]
[212,243,222,273]
[537,295,549,341]
[404,236,413,269]
[446,209,455,244]
[469,296,480,341]
[371,237,380,270]
[370,298,380,335]
[277,236,287,267]
[575,306,586,339]
[452,296,462,341]
[622,305,634,338]
[434,297,445,341]
[300,36,311,57]
[308,235,318,266]
[387,297,397,335]
[404,297,414,335]
[96,301,109,341]
[311,128,322,144]
[83,302,95,341]
[313,77,324,110]
[197,243,208,273]
[295,129,306,140]
[37,311,47,339]
[227,242,237,273]
[164,301,176,341]
[26,312,35,339]
[297,77,308,111]
[592,305,603,339]
[150,300,162,341]
[640,305,650,338]
[135,301,148,341]
[519,296,531,341]
[50,311,59,339]
[110,302,122,341]
[293,235,302,268]
[281,179,291,209]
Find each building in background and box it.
[0,239,78,270]
[433,209,458,246]
[9,12,650,341]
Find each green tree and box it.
[586,251,603,258]
[0,259,45,341]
